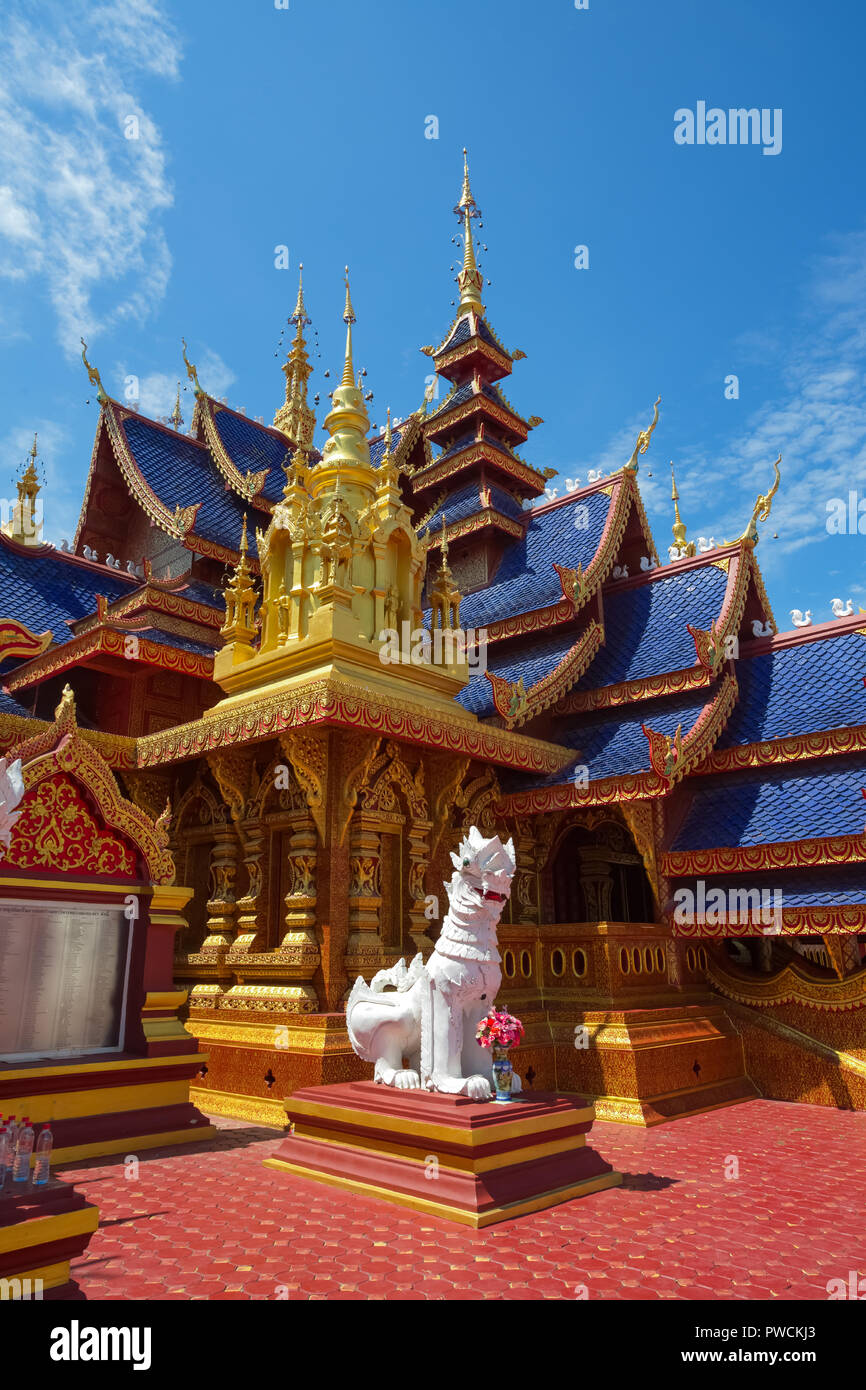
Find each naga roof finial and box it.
[741,454,782,543]
[80,338,107,404]
[625,396,661,472]
[181,338,203,396]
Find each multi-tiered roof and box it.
[0,153,863,943]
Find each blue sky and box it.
[1,0,864,625]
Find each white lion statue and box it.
[346,827,518,1102]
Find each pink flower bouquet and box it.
[476,1008,524,1050]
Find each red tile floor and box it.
[55,1098,866,1301]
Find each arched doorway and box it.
[551,820,655,924]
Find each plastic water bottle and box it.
[12,1117,34,1182]
[32,1125,53,1186]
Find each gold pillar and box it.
[346,823,383,978]
[277,819,320,1008]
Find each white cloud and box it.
[0,0,181,355]
[113,349,237,422]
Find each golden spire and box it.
[670,461,696,557]
[384,405,393,455]
[274,264,316,448]
[341,265,356,388]
[169,381,183,431]
[319,268,372,481]
[221,513,257,644]
[454,149,484,315]
[3,433,43,546]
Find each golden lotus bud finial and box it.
[384,405,393,453]
[240,511,249,556]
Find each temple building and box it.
[1,153,864,1136]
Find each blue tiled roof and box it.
[482,382,524,421]
[671,754,866,851]
[121,416,267,558]
[671,866,866,908]
[456,628,578,717]
[439,316,471,353]
[170,580,223,612]
[419,481,525,537]
[576,564,729,690]
[511,687,712,787]
[369,423,407,467]
[437,432,476,464]
[456,490,612,627]
[0,539,133,647]
[717,632,866,747]
[0,688,35,718]
[429,382,474,420]
[211,408,291,503]
[134,628,216,658]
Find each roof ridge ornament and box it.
[669,460,696,558]
[80,339,108,405]
[181,338,204,397]
[740,454,782,543]
[624,395,661,473]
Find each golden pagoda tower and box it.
[3,434,43,546]
[211,271,470,713]
[274,265,317,450]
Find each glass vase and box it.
[491,1043,514,1102]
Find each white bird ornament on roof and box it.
[831,598,854,617]
[790,609,812,628]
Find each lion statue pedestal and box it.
[264,828,621,1226]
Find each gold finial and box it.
[454,150,484,314]
[3,432,43,546]
[670,461,687,548]
[181,338,203,396]
[625,396,661,472]
[80,338,107,404]
[458,147,474,212]
[741,454,782,543]
[291,263,310,327]
[341,265,356,388]
[275,267,316,447]
[221,513,257,644]
[384,406,393,454]
[169,381,183,431]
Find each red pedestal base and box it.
[264,1081,622,1227]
